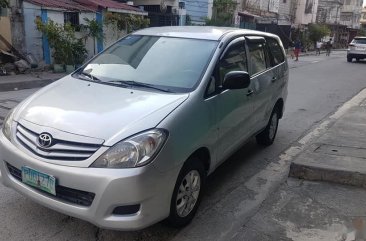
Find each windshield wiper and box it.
[78,71,101,82]
[106,80,174,93]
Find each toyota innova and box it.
[0,26,288,230]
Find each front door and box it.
[214,37,255,161]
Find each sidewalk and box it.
[288,48,347,58]
[0,72,66,91]
[231,89,366,241]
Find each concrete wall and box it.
[294,0,319,25]
[340,0,363,29]
[103,22,127,49]
[278,0,291,25]
[22,3,101,64]
[0,16,12,51]
[9,0,26,53]
[23,2,42,62]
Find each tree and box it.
[205,0,237,27]
[358,29,366,37]
[83,18,103,55]
[104,12,150,34]
[0,0,9,8]
[308,24,330,45]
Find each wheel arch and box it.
[274,98,284,119]
[185,147,211,174]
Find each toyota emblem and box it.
[37,133,53,148]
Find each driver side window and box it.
[219,41,248,84]
[206,40,248,97]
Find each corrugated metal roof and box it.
[26,0,94,11]
[75,0,145,13]
[26,0,145,14]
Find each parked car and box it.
[0,26,288,230]
[347,37,366,62]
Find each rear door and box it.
[245,36,274,131]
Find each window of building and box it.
[64,12,80,30]
[247,42,267,75]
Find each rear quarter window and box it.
[267,38,285,66]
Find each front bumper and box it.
[0,131,178,230]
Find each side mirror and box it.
[223,71,250,90]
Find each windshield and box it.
[79,35,218,93]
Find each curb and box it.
[287,88,366,188]
[0,78,57,92]
[289,162,366,188]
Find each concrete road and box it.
[1,52,366,241]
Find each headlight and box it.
[2,108,15,141]
[91,129,168,168]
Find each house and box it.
[361,7,366,30]
[1,0,147,65]
[294,0,319,26]
[133,0,180,26]
[178,0,211,25]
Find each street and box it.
[1,51,366,241]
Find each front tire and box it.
[347,57,352,62]
[166,158,206,227]
[256,106,280,146]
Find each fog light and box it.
[112,204,140,215]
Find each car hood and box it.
[16,77,189,146]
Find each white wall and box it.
[23,2,43,62]
[103,23,127,48]
[295,0,319,25]
[79,12,96,59]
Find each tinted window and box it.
[247,42,267,75]
[267,38,285,66]
[219,41,248,83]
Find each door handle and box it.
[247,89,254,96]
[271,76,278,83]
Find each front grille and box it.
[15,123,101,161]
[6,163,95,207]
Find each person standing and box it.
[294,39,301,61]
[325,38,332,56]
[288,41,295,59]
[316,41,322,55]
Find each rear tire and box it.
[347,57,352,62]
[256,106,280,146]
[166,157,206,228]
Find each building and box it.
[361,7,366,30]
[178,0,210,25]
[237,0,295,47]
[0,0,146,65]
[294,0,319,26]
[316,0,342,24]
[339,0,363,29]
[133,0,180,26]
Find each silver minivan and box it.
[0,26,288,230]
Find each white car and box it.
[347,37,366,62]
[0,26,288,230]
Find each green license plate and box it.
[21,166,56,196]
